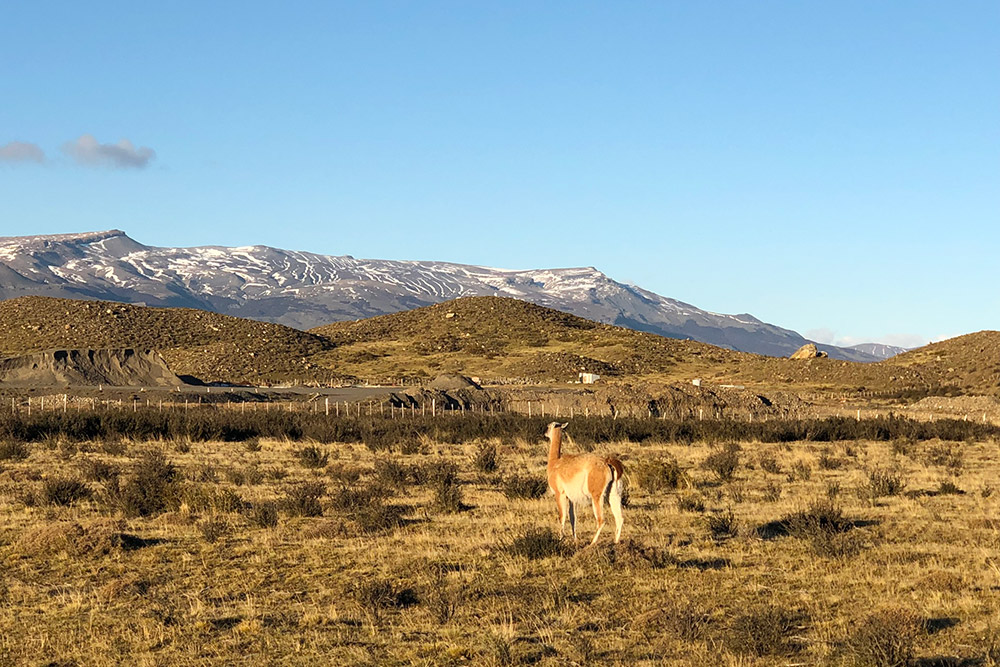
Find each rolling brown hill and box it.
[309,296,932,392]
[883,331,1000,395]
[0,296,335,385]
[0,295,991,395]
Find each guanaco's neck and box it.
[547,428,563,466]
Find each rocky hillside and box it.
[0,349,181,387]
[0,294,989,395]
[0,230,880,361]
[883,331,1000,395]
[0,297,335,385]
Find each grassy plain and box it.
[2,413,1000,665]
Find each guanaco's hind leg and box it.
[609,481,623,543]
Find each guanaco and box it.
[546,421,624,544]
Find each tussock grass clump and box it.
[843,607,922,666]
[107,451,179,517]
[352,578,418,627]
[705,508,738,540]
[197,516,231,543]
[0,440,30,461]
[243,437,262,452]
[296,445,329,469]
[246,500,279,529]
[430,463,467,513]
[791,460,812,481]
[924,441,963,473]
[818,447,845,470]
[282,482,325,517]
[702,443,740,482]
[862,468,907,500]
[507,527,571,560]
[724,603,803,657]
[41,477,92,506]
[761,480,783,502]
[501,475,548,500]
[373,459,418,489]
[635,600,711,641]
[773,499,864,558]
[757,452,782,475]
[472,442,499,473]
[327,463,364,486]
[354,501,408,534]
[633,456,688,493]
[584,538,673,569]
[424,563,463,624]
[936,480,964,495]
[677,494,706,513]
[78,458,120,482]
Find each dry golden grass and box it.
[2,426,1000,665]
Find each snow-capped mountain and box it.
[0,230,881,361]
[847,343,909,360]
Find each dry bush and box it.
[842,607,922,666]
[774,499,864,558]
[354,500,408,534]
[705,508,738,540]
[677,494,706,513]
[424,563,464,624]
[246,500,279,529]
[106,451,180,518]
[282,482,325,517]
[430,464,466,513]
[198,515,232,543]
[937,480,964,495]
[501,475,548,500]
[758,452,782,475]
[702,444,740,482]
[818,447,845,470]
[582,538,673,569]
[352,578,418,627]
[243,436,262,452]
[506,527,571,559]
[373,459,415,489]
[41,477,92,506]
[724,603,803,657]
[78,457,120,482]
[635,600,711,641]
[0,440,30,461]
[762,480,783,502]
[633,456,688,493]
[862,468,907,501]
[15,519,135,558]
[473,442,499,473]
[791,460,812,481]
[296,445,329,469]
[327,463,364,486]
[923,441,963,474]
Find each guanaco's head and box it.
[545,421,570,439]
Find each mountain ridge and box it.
[0,230,884,361]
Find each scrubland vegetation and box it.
[2,411,1000,665]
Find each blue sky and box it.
[1,2,997,347]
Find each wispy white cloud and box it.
[806,328,930,350]
[0,141,45,164]
[61,134,155,169]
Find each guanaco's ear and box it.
[560,422,569,430]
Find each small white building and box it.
[579,372,601,384]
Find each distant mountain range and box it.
[0,230,897,361]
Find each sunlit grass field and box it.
[2,415,999,665]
